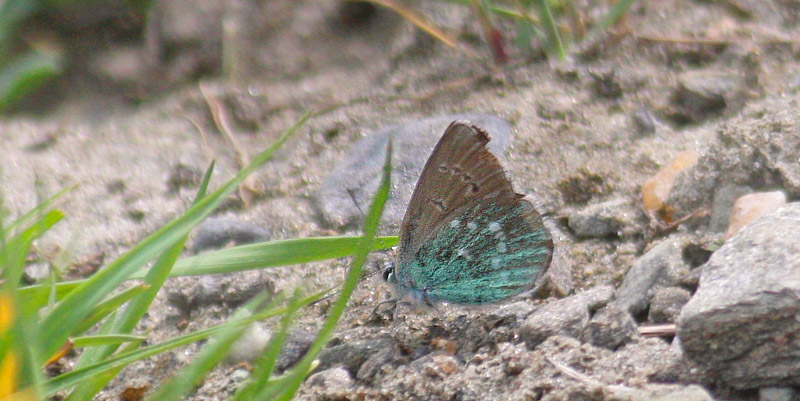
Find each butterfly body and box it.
[388,121,553,304]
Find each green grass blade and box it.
[266,138,393,400]
[4,185,74,237]
[71,334,147,348]
[144,291,273,401]
[3,209,63,294]
[232,289,305,401]
[0,48,62,110]
[18,234,397,309]
[164,235,399,277]
[587,0,637,39]
[69,284,149,336]
[41,289,323,396]
[65,161,215,401]
[37,111,310,358]
[535,0,566,60]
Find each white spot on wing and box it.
[467,222,477,230]
[491,257,501,269]
[449,219,461,228]
[489,222,501,232]
[497,242,507,253]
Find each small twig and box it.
[638,323,677,337]
[357,0,480,58]
[181,114,214,163]
[546,357,634,395]
[199,82,256,207]
[637,33,800,46]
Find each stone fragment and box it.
[567,197,644,239]
[615,236,691,317]
[648,287,691,324]
[519,286,614,348]
[709,184,753,232]
[316,114,512,228]
[582,305,639,350]
[669,71,741,123]
[678,203,800,388]
[642,150,699,216]
[307,367,353,389]
[724,191,786,241]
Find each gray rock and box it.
[567,197,644,239]
[648,287,691,323]
[615,236,691,316]
[709,184,753,232]
[631,107,656,135]
[316,338,394,374]
[580,285,616,311]
[582,305,639,350]
[629,384,715,401]
[668,99,800,218]
[192,217,271,253]
[307,367,353,389]
[275,329,316,372]
[678,203,800,389]
[356,344,407,382]
[669,71,742,123]
[759,387,796,401]
[315,114,513,229]
[519,286,615,348]
[486,301,537,326]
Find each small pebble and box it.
[724,191,786,241]
[670,71,739,123]
[648,287,691,324]
[759,386,796,401]
[307,367,353,389]
[631,107,656,135]
[642,150,699,215]
[582,305,639,350]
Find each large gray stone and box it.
[615,236,692,316]
[678,203,800,389]
[315,114,512,229]
[519,286,614,348]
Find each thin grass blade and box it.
[143,291,273,401]
[65,161,215,401]
[535,0,566,59]
[41,289,324,396]
[232,289,305,401]
[37,111,310,358]
[266,138,393,400]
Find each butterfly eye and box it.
[382,263,395,282]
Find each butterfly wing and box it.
[395,121,553,303]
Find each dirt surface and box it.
[6,1,800,400]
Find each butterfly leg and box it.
[371,297,400,319]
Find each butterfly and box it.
[383,121,553,304]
